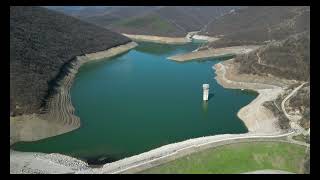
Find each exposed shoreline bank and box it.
[10,41,138,145]
[213,59,297,133]
[122,33,219,45]
[122,34,191,44]
[168,45,260,61]
[191,34,220,42]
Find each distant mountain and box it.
[82,6,161,27]
[201,6,310,48]
[46,6,241,37]
[44,6,111,17]
[45,6,160,27]
[107,6,240,37]
[10,6,131,116]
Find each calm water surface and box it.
[12,41,257,164]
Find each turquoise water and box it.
[12,42,257,164]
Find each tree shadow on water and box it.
[202,93,214,113]
[86,155,121,166]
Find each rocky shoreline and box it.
[10,42,138,145]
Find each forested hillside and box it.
[10,6,131,116]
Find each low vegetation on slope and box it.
[263,82,310,132]
[200,6,309,48]
[234,32,310,81]
[289,85,310,129]
[263,83,301,130]
[139,142,308,174]
[10,6,131,116]
[237,31,310,132]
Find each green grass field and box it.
[139,141,307,174]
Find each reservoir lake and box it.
[12,41,257,164]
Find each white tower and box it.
[203,84,209,101]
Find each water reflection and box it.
[135,42,186,55]
[233,89,259,96]
[202,93,214,113]
[241,89,258,95]
[134,41,204,55]
[202,101,208,113]
[174,55,236,64]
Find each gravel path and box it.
[281,82,307,121]
[280,82,309,136]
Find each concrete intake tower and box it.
[203,84,209,101]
